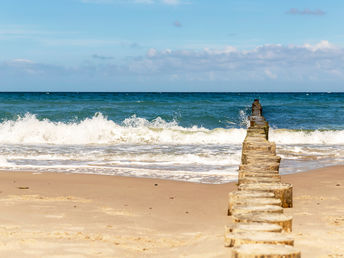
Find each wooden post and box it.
[231,244,301,258]
[225,99,299,256]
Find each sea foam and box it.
[270,129,344,145]
[0,113,343,145]
[0,113,246,145]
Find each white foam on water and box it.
[239,109,250,128]
[1,113,343,145]
[270,129,344,145]
[0,113,343,183]
[0,113,247,145]
[0,156,12,166]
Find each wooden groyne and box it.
[225,100,301,257]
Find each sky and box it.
[1,0,344,92]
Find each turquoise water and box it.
[0,92,343,183]
[1,92,343,129]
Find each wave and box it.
[0,113,343,145]
[0,113,246,145]
[270,129,344,145]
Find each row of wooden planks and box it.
[225,100,301,258]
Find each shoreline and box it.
[0,165,343,257]
[3,160,343,185]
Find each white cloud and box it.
[11,59,34,64]
[204,46,237,55]
[2,41,344,85]
[127,41,344,81]
[303,40,334,51]
[147,48,158,57]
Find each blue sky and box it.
[1,0,344,91]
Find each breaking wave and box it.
[0,113,343,145]
[0,113,245,145]
[270,129,344,145]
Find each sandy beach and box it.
[0,166,342,257]
[2,0,344,255]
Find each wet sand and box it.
[0,165,343,257]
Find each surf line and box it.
[225,99,301,257]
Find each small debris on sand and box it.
[17,186,30,190]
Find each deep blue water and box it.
[0,92,342,183]
[0,92,343,130]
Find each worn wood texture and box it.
[238,171,281,180]
[231,204,283,216]
[233,213,293,232]
[228,197,282,216]
[238,183,293,208]
[224,232,294,247]
[239,163,280,173]
[225,223,282,234]
[238,176,281,185]
[225,99,299,257]
[231,244,301,258]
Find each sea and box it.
[0,92,343,184]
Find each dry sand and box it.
[0,166,342,257]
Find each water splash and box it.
[239,109,250,128]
